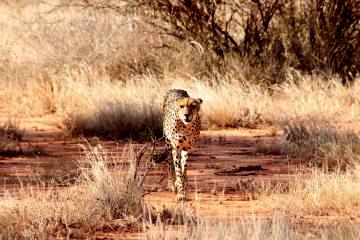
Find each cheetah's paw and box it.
[176,193,187,201]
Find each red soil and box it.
[0,115,298,238]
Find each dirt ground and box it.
[0,114,301,239]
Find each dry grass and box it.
[0,143,146,238]
[146,168,360,239]
[260,166,360,216]
[59,73,164,139]
[1,3,360,139]
[0,120,47,158]
[0,120,24,152]
[4,66,360,137]
[0,142,196,238]
[146,212,360,240]
[0,143,359,238]
[1,2,360,239]
[257,120,360,170]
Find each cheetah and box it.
[163,89,203,201]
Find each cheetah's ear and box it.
[196,98,203,104]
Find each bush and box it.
[75,0,360,84]
[283,0,360,84]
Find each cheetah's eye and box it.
[180,105,184,108]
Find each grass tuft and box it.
[0,143,147,238]
[261,166,360,216]
[257,120,360,170]
[146,212,360,240]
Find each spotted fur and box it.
[163,89,202,201]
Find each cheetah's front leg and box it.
[167,154,176,192]
[172,148,186,201]
[180,148,189,184]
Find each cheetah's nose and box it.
[184,114,191,122]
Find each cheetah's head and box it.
[176,97,203,125]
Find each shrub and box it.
[77,0,360,83]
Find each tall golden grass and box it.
[147,211,360,240]
[1,2,360,137]
[257,120,360,170]
[260,165,360,216]
[3,67,360,137]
